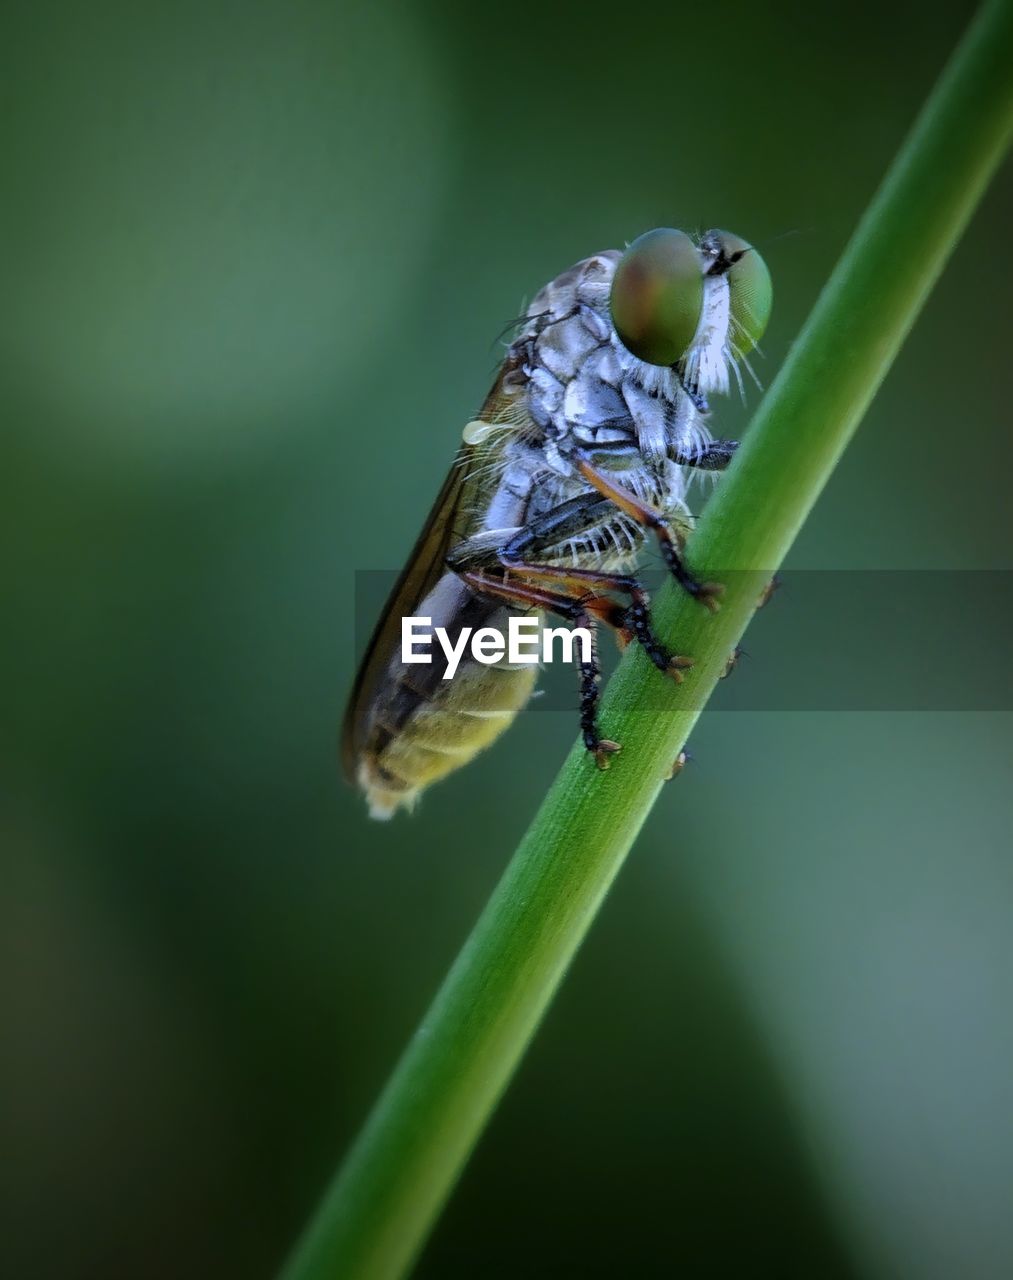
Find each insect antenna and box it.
[753,226,811,249]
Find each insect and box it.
[343,228,772,818]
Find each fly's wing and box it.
[340,359,527,780]
[340,443,475,780]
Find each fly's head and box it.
[516,229,771,474]
[610,228,772,401]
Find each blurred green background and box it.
[2,1,1011,1276]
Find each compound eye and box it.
[712,231,772,355]
[609,228,703,367]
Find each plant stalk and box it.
[282,4,1013,1276]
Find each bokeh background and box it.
[3,1,1011,1276]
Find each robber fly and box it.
[343,228,772,818]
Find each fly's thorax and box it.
[520,454,693,573]
[526,250,620,319]
[519,251,716,473]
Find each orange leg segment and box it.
[575,457,724,612]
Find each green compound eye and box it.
[711,230,772,355]
[609,228,704,367]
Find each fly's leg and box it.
[458,570,621,769]
[670,439,738,472]
[678,379,710,414]
[575,455,724,610]
[448,493,695,679]
[494,559,693,683]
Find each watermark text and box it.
[402,616,591,679]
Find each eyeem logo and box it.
[402,617,592,679]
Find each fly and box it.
[342,228,772,818]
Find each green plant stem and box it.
[282,4,1013,1277]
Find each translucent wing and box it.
[340,442,476,780]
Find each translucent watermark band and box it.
[352,570,1013,713]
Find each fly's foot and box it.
[658,542,723,611]
[758,575,781,609]
[665,750,690,781]
[621,597,694,679]
[665,654,695,683]
[695,581,725,613]
[592,739,622,770]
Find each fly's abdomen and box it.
[358,658,538,819]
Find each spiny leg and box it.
[458,570,621,768]
[494,559,693,683]
[449,491,696,679]
[670,439,738,471]
[574,456,724,610]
